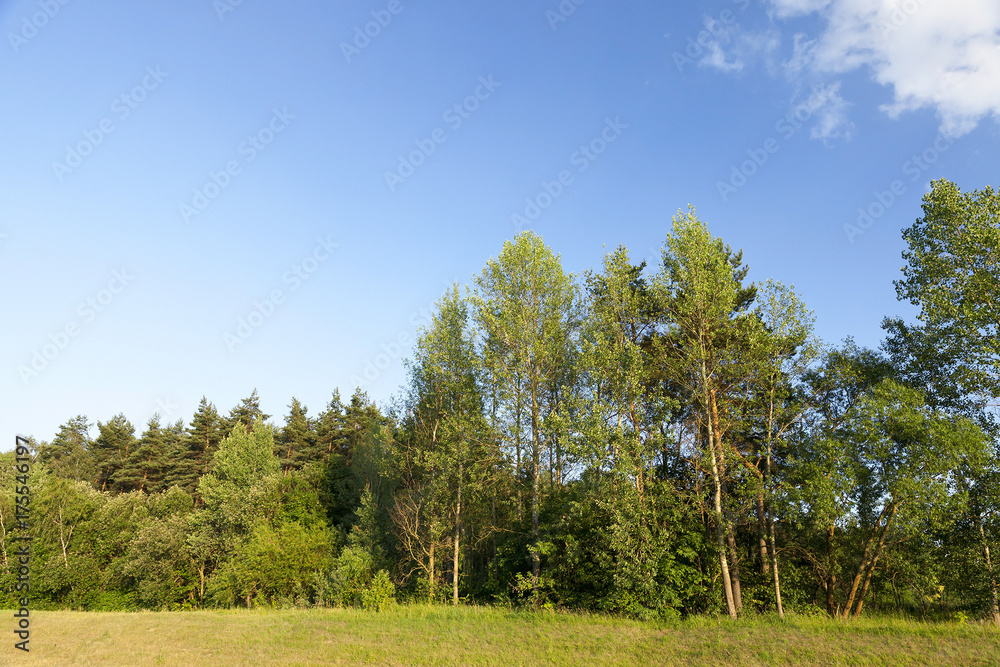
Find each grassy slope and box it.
[1,606,998,666]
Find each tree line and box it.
[3,179,998,623]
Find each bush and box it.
[362,570,396,612]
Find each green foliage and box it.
[362,570,396,611]
[91,413,137,492]
[17,201,1000,622]
[37,415,94,482]
[896,179,1000,399]
[210,521,332,608]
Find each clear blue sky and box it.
[3,0,998,446]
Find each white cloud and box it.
[697,16,780,74]
[770,0,834,19]
[809,82,854,139]
[772,0,1000,136]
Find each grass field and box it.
[1,605,998,666]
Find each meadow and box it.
[2,606,998,666]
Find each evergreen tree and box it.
[316,390,349,465]
[225,389,271,434]
[92,414,137,492]
[116,415,170,493]
[278,397,318,474]
[650,208,759,618]
[38,415,94,482]
[162,419,202,496]
[186,397,226,480]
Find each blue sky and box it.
[3,0,999,446]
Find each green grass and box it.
[1,605,998,666]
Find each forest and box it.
[3,178,999,624]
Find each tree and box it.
[840,379,989,618]
[790,342,892,617]
[114,486,197,609]
[194,421,282,605]
[894,179,1000,625]
[185,397,226,484]
[573,246,703,618]
[197,421,281,540]
[748,280,821,617]
[895,179,1000,401]
[38,416,94,482]
[278,398,319,474]
[791,344,990,618]
[161,419,202,496]
[651,208,758,618]
[315,390,349,465]
[91,414,137,492]
[579,246,669,482]
[399,286,492,604]
[225,389,271,434]
[472,231,580,581]
[116,415,171,493]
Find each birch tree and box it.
[472,231,579,581]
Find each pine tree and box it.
[92,414,137,492]
[277,397,318,474]
[316,390,349,465]
[225,389,270,434]
[187,397,225,479]
[161,419,200,494]
[650,208,759,618]
[117,415,170,493]
[38,415,94,482]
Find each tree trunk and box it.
[515,384,523,522]
[709,440,736,618]
[825,524,837,618]
[57,505,72,568]
[769,512,784,619]
[429,525,436,603]
[703,362,737,618]
[453,459,462,606]
[764,420,784,618]
[757,493,770,576]
[0,504,7,567]
[726,526,743,615]
[708,386,741,615]
[844,503,897,618]
[530,381,541,580]
[978,520,1000,627]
